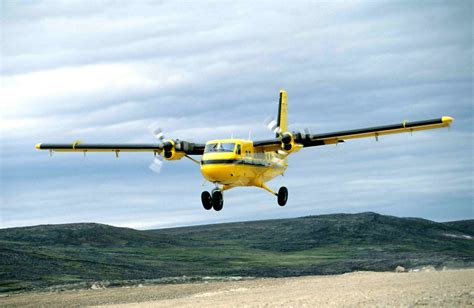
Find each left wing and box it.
[253,116,454,150]
[36,141,205,156]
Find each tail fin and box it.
[276,89,288,136]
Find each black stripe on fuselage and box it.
[201,159,272,167]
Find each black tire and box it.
[212,190,224,211]
[278,186,288,206]
[201,191,212,210]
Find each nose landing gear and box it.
[212,190,223,211]
[201,189,224,211]
[201,191,212,210]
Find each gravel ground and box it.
[2,269,473,307]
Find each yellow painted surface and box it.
[442,116,454,123]
[278,89,288,133]
[200,139,288,190]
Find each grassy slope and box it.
[442,220,474,236]
[1,213,473,292]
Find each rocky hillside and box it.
[1,212,472,292]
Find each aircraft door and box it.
[235,144,242,160]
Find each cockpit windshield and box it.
[204,143,236,153]
[220,143,236,152]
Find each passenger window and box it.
[236,144,241,155]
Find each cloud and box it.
[1,1,472,228]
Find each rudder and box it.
[276,89,288,136]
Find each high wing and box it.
[36,141,205,155]
[254,117,454,150]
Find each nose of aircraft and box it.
[201,164,228,183]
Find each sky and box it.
[0,1,472,229]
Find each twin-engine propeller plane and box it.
[36,90,453,211]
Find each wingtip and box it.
[35,143,42,150]
[442,116,454,124]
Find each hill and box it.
[1,212,473,292]
[442,220,474,236]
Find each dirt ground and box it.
[2,269,473,307]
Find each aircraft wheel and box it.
[201,191,212,210]
[212,190,224,211]
[278,186,288,206]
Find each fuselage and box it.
[200,139,287,189]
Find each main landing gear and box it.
[277,186,288,206]
[260,183,289,207]
[201,189,223,211]
[201,185,288,211]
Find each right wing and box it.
[299,117,454,147]
[253,117,454,150]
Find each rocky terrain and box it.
[2,269,472,307]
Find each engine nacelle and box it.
[281,132,295,152]
[162,140,186,161]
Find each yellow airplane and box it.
[36,90,454,211]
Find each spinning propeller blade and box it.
[149,156,164,174]
[264,116,280,135]
[148,122,166,142]
[148,122,167,173]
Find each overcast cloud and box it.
[0,0,472,229]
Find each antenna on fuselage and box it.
[248,130,252,140]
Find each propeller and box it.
[264,116,281,135]
[148,121,167,174]
[149,155,164,173]
[263,116,313,145]
[149,121,166,142]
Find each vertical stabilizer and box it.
[276,89,288,136]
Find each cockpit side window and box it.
[236,144,241,155]
[220,143,236,152]
[204,143,218,153]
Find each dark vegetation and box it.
[1,212,473,292]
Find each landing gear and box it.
[260,183,289,207]
[201,191,212,210]
[202,185,286,210]
[201,189,224,211]
[212,190,224,211]
[277,186,288,206]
